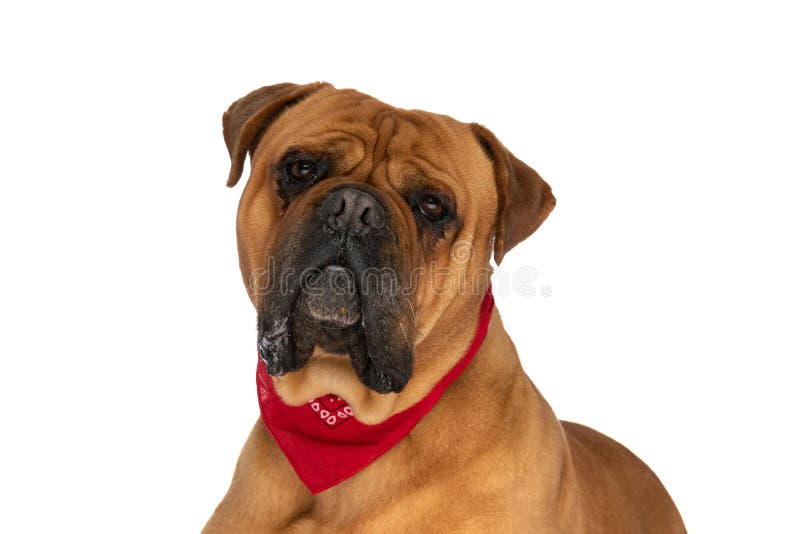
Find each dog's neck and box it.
[210,307,570,532]
[273,291,507,425]
[288,307,540,502]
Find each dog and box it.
[203,82,686,533]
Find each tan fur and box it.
[204,83,685,533]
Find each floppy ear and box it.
[223,82,331,187]
[471,123,556,264]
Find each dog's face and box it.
[224,83,554,404]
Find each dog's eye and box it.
[418,194,446,221]
[288,160,317,181]
[275,152,328,205]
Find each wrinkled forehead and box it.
[259,88,496,200]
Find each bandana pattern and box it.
[308,395,353,429]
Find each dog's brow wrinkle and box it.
[372,111,396,167]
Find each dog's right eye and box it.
[276,152,328,204]
[288,160,317,182]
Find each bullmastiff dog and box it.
[204,82,685,533]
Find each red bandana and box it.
[256,290,495,494]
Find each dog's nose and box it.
[319,187,386,235]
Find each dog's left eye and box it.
[408,191,455,233]
[418,194,446,221]
[288,160,317,181]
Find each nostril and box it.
[364,204,385,229]
[333,196,346,217]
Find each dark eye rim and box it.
[285,157,318,182]
[418,194,446,220]
[409,191,455,225]
[274,150,329,204]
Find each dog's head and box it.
[224,83,554,410]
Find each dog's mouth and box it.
[257,257,413,394]
[296,265,361,329]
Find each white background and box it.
[1,1,798,532]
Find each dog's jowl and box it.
[204,82,686,533]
